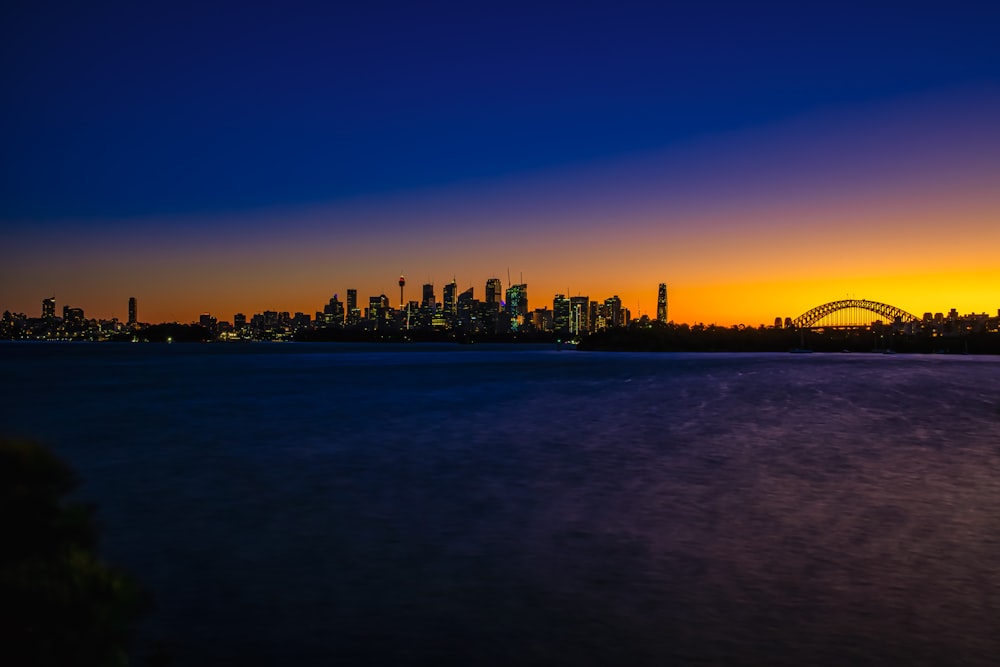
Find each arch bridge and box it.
[791,299,919,329]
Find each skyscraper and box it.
[485,278,502,306]
[367,295,390,327]
[323,295,344,325]
[570,296,590,335]
[346,289,359,325]
[42,297,55,319]
[442,278,457,319]
[605,295,622,328]
[484,278,504,333]
[456,287,474,331]
[128,297,137,326]
[422,283,436,311]
[657,283,668,323]
[506,284,528,332]
[553,294,571,336]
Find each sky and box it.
[2,0,999,325]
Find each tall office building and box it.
[422,283,436,311]
[346,289,360,325]
[506,284,528,332]
[442,278,457,319]
[456,287,474,331]
[368,295,390,326]
[570,296,589,335]
[323,295,344,324]
[589,301,600,331]
[484,278,504,333]
[485,278,503,306]
[128,297,137,326]
[42,297,55,319]
[553,294,571,336]
[605,295,622,328]
[657,283,667,323]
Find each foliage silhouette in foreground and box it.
[0,437,147,667]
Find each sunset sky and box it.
[3,1,999,325]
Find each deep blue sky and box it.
[4,1,999,324]
[3,1,998,220]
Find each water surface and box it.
[3,343,999,665]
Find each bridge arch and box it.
[791,299,919,329]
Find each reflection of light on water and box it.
[1,346,999,666]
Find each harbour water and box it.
[3,343,999,665]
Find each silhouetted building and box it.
[442,278,457,320]
[42,297,55,320]
[570,296,589,335]
[506,284,528,332]
[63,306,84,322]
[657,283,667,323]
[323,294,344,325]
[456,287,475,331]
[553,294,571,336]
[532,307,553,332]
[128,297,137,326]
[482,278,504,333]
[346,289,360,325]
[422,283,436,311]
[234,313,247,329]
[605,295,622,328]
[367,296,382,324]
[485,278,503,305]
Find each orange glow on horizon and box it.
[3,89,999,327]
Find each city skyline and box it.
[9,280,998,331]
[7,282,998,352]
[2,3,998,324]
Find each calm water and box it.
[3,343,1000,666]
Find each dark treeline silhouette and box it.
[579,322,1000,354]
[105,321,1000,353]
[580,323,801,352]
[294,328,560,344]
[47,319,1000,354]
[109,323,213,343]
[0,438,152,666]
